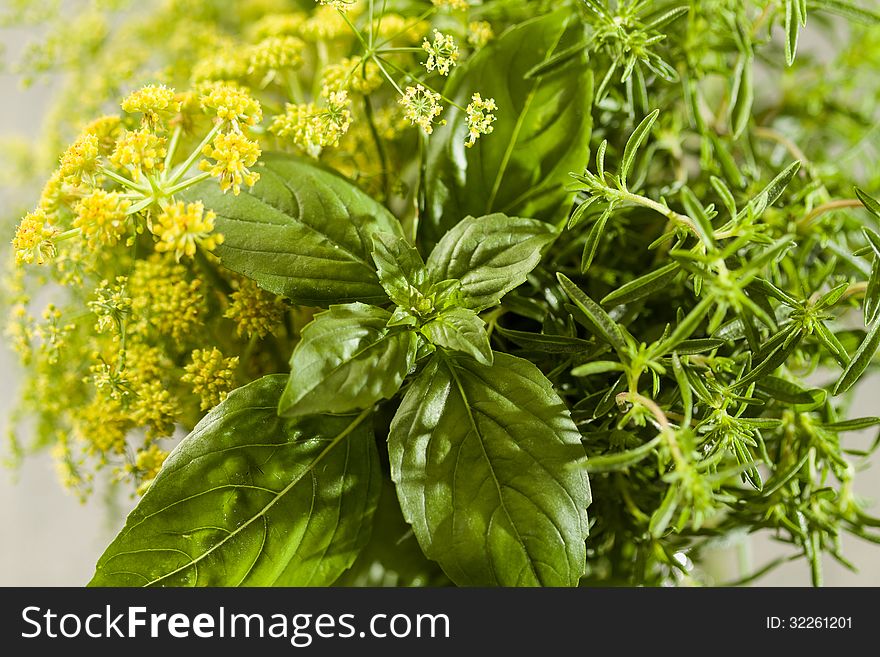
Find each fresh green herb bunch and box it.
[3,0,880,587]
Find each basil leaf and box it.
[422,10,593,245]
[371,232,428,307]
[279,303,418,417]
[90,375,380,586]
[426,213,557,311]
[389,352,591,586]
[420,307,493,365]
[191,153,403,306]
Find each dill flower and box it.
[83,115,123,155]
[316,1,355,11]
[432,0,470,10]
[301,5,349,41]
[247,36,305,78]
[322,56,382,95]
[37,170,66,219]
[129,255,205,342]
[399,85,444,135]
[73,190,132,248]
[249,12,308,39]
[465,93,498,147]
[199,82,262,129]
[422,30,459,76]
[199,131,261,195]
[88,277,132,335]
[153,200,224,260]
[468,21,494,48]
[110,129,167,177]
[374,14,426,44]
[224,278,286,338]
[58,132,100,182]
[120,84,181,129]
[74,394,130,456]
[182,347,239,411]
[12,209,58,266]
[129,443,169,495]
[269,92,351,154]
[191,52,250,85]
[129,379,178,439]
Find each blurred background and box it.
[1,7,878,587]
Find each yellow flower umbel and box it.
[129,255,205,342]
[465,93,498,147]
[422,30,459,76]
[432,0,470,10]
[12,209,58,265]
[83,115,123,154]
[110,128,167,177]
[247,36,305,81]
[399,85,444,135]
[153,200,224,260]
[316,1,355,13]
[182,347,239,411]
[224,278,286,338]
[121,84,181,129]
[322,56,382,95]
[199,82,263,130]
[89,277,132,335]
[468,21,494,48]
[199,132,261,194]
[129,443,169,496]
[58,132,100,183]
[270,90,352,154]
[74,190,132,248]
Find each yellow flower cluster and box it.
[129,379,178,439]
[465,93,498,147]
[317,0,354,10]
[399,85,444,135]
[199,131,262,194]
[129,255,205,342]
[153,200,224,260]
[12,209,58,265]
[83,115,123,154]
[199,82,263,128]
[89,277,132,335]
[300,5,350,41]
[250,12,307,40]
[35,304,74,366]
[182,347,239,411]
[58,132,100,182]
[468,21,494,48]
[121,84,181,128]
[248,36,305,78]
[422,30,459,76]
[270,90,352,154]
[74,190,131,248]
[322,57,382,95]
[129,443,169,495]
[224,278,286,338]
[432,0,470,10]
[191,52,250,85]
[74,395,130,456]
[110,128,167,176]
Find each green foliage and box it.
[91,376,381,586]
[6,0,880,588]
